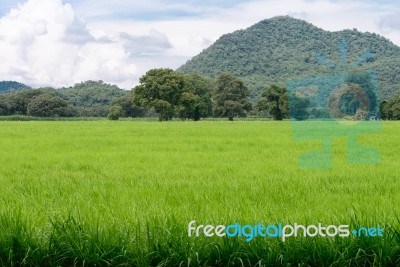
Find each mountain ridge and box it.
[178,16,400,99]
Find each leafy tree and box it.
[0,95,10,115]
[345,71,378,116]
[180,73,214,120]
[177,92,201,120]
[27,94,77,117]
[257,84,288,120]
[111,92,146,118]
[328,83,370,120]
[8,89,49,115]
[380,94,400,120]
[380,100,390,120]
[213,73,251,121]
[288,94,310,120]
[134,68,185,121]
[108,105,123,120]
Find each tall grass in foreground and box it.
[0,213,399,266]
[0,121,399,266]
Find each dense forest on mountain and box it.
[0,81,30,93]
[178,16,400,100]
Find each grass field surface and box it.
[0,121,398,266]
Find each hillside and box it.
[0,81,30,93]
[56,81,127,117]
[0,81,127,117]
[178,16,400,99]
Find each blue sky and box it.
[0,0,399,88]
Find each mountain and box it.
[0,81,30,93]
[178,16,400,99]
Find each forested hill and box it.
[178,16,400,99]
[0,81,30,93]
[0,80,127,117]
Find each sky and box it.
[0,0,399,89]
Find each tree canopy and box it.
[134,69,214,121]
[213,73,252,121]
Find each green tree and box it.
[27,94,77,117]
[328,83,370,120]
[213,73,251,121]
[380,94,400,120]
[180,73,214,120]
[134,68,185,121]
[108,105,123,120]
[380,100,390,120]
[0,95,10,115]
[177,92,201,120]
[288,94,310,120]
[8,89,48,115]
[257,84,288,120]
[111,92,146,118]
[345,71,378,116]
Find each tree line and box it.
[110,68,385,121]
[0,81,127,117]
[1,69,400,120]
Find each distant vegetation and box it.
[1,17,400,120]
[0,81,131,118]
[0,81,30,93]
[2,68,400,121]
[178,16,400,100]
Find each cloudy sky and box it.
[0,0,399,89]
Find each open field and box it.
[0,121,399,266]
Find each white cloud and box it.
[0,0,137,88]
[0,0,399,88]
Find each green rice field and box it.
[0,121,399,266]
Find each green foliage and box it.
[152,99,174,121]
[0,95,10,115]
[107,105,123,120]
[177,91,201,120]
[213,73,252,120]
[179,73,214,120]
[134,69,214,121]
[0,81,127,118]
[328,83,370,120]
[110,92,146,118]
[27,94,78,117]
[7,89,51,115]
[0,81,30,93]
[289,94,310,121]
[57,80,127,117]
[381,93,400,120]
[178,16,400,99]
[257,84,289,120]
[134,68,185,121]
[345,71,378,116]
